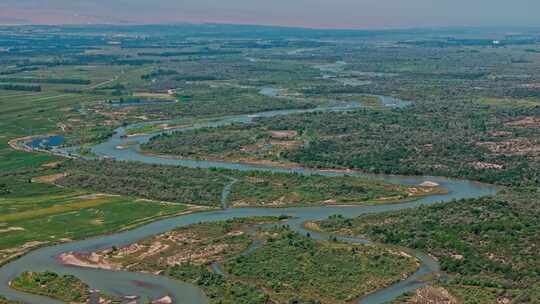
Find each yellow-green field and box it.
[0,181,199,265]
[478,97,540,108]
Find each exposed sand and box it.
[58,252,121,270]
[0,227,25,234]
[419,181,440,187]
[41,161,62,168]
[7,136,36,153]
[0,241,48,265]
[476,139,540,156]
[471,161,504,170]
[152,295,173,304]
[31,173,67,184]
[505,116,540,129]
[270,130,298,139]
[402,286,458,304]
[133,92,174,99]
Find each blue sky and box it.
[1,0,539,28]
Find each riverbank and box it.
[0,102,498,304]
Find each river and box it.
[0,94,498,304]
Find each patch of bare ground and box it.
[133,92,173,99]
[487,130,513,137]
[401,286,458,304]
[231,192,303,208]
[470,161,504,170]
[31,173,67,184]
[0,227,25,234]
[505,116,540,129]
[60,222,252,272]
[401,182,448,199]
[7,136,38,153]
[476,139,540,156]
[164,243,230,266]
[76,193,120,200]
[223,156,300,169]
[151,296,173,304]
[269,130,298,139]
[303,221,322,232]
[56,122,69,132]
[41,161,62,169]
[269,140,303,149]
[58,251,122,270]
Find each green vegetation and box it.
[167,264,269,304]
[56,160,229,207]
[0,296,21,304]
[99,217,278,271]
[70,218,283,304]
[0,78,91,85]
[11,271,116,303]
[2,24,540,304]
[0,84,41,92]
[143,124,272,159]
[0,179,194,265]
[67,218,417,304]
[132,86,316,121]
[478,97,540,108]
[391,282,540,304]
[56,159,416,208]
[145,102,540,187]
[315,188,540,303]
[227,170,422,207]
[225,227,418,304]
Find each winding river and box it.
[0,95,497,304]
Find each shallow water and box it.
[29,135,64,149]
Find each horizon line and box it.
[2,21,540,32]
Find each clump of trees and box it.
[0,77,91,85]
[57,159,405,208]
[317,188,540,300]
[11,272,93,303]
[0,83,41,92]
[57,160,229,206]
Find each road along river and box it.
[1,98,498,304]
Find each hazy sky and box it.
[1,0,539,29]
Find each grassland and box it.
[478,97,540,108]
[0,58,207,268]
[0,179,197,266]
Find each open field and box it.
[0,179,200,266]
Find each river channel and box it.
[0,95,497,304]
